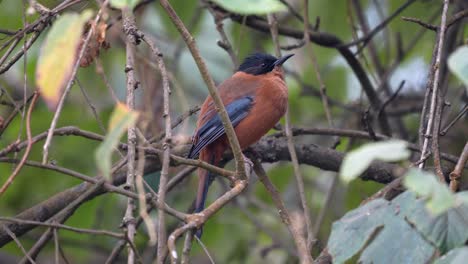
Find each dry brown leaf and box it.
[79,21,110,67]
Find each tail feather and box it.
[194,153,219,238]
[194,169,215,213]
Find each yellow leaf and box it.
[36,10,93,111]
[96,103,139,179]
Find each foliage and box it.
[328,191,468,263]
[110,0,140,9]
[339,140,410,182]
[95,103,139,179]
[210,0,287,15]
[36,10,93,110]
[448,45,468,93]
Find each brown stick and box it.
[449,142,468,191]
[253,159,312,263]
[0,91,39,196]
[159,0,246,181]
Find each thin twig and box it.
[207,4,238,68]
[181,231,194,264]
[440,104,467,135]
[194,236,216,264]
[149,104,200,143]
[95,58,121,103]
[0,91,38,196]
[140,32,173,263]
[159,0,246,182]
[418,0,450,181]
[0,37,20,67]
[402,16,438,31]
[300,0,336,141]
[135,134,157,244]
[53,227,59,264]
[166,166,196,192]
[449,142,468,191]
[3,226,36,264]
[341,0,416,48]
[447,8,468,28]
[122,6,139,263]
[267,11,315,259]
[253,159,312,263]
[0,217,124,239]
[312,172,339,236]
[168,176,249,263]
[42,3,107,164]
[235,198,296,256]
[105,240,126,264]
[75,78,107,133]
[19,180,106,264]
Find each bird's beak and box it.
[273,54,294,67]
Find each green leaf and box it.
[95,103,139,180]
[328,190,468,263]
[435,247,468,264]
[109,0,139,9]
[393,191,468,253]
[403,168,456,215]
[36,10,93,111]
[211,0,287,15]
[339,140,410,183]
[327,197,435,263]
[448,46,468,92]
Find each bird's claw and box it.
[242,155,254,176]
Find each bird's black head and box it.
[238,53,294,75]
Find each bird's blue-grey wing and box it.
[187,96,254,159]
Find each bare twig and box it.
[3,226,36,264]
[341,0,416,48]
[53,227,59,264]
[418,0,450,181]
[0,37,20,67]
[95,58,121,103]
[440,104,467,136]
[19,180,106,264]
[402,16,438,31]
[0,217,124,239]
[313,172,339,236]
[253,159,312,263]
[159,0,246,182]
[122,6,139,263]
[0,91,38,196]
[181,231,194,264]
[149,105,200,143]
[235,198,296,256]
[267,11,315,258]
[378,81,406,117]
[76,79,107,133]
[449,142,468,191]
[194,236,215,264]
[42,2,107,164]
[168,168,250,262]
[447,8,468,28]
[140,32,173,263]
[206,4,238,68]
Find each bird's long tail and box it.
[194,152,219,237]
[195,155,217,213]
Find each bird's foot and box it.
[242,154,254,177]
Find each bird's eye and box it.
[261,63,266,67]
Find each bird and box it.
[187,52,294,235]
